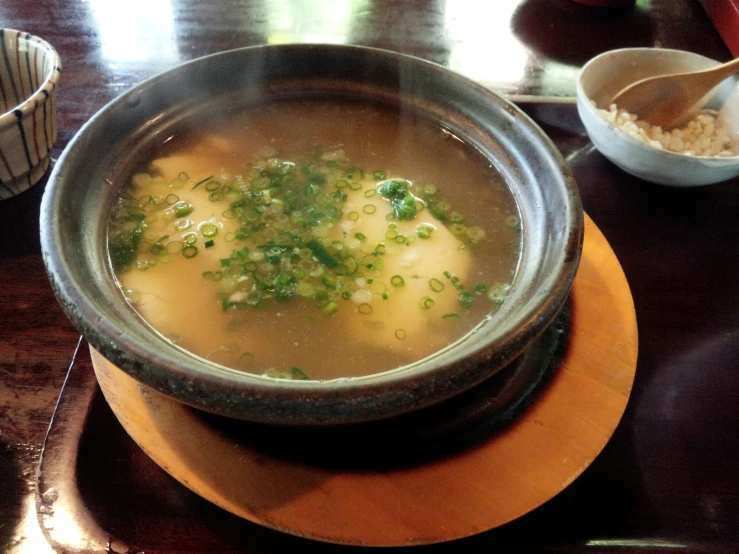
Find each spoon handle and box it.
[699,57,739,87]
[610,56,739,129]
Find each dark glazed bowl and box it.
[41,44,583,426]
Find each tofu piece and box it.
[332,177,472,359]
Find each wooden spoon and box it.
[611,57,739,129]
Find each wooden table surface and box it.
[0,1,737,553]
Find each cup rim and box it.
[0,28,61,130]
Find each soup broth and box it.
[107,99,522,380]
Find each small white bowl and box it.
[0,29,61,200]
[577,48,739,187]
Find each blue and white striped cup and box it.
[0,29,61,200]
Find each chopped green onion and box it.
[416,223,435,239]
[166,241,184,254]
[377,179,418,221]
[173,201,193,218]
[182,245,198,259]
[442,313,460,320]
[296,282,316,298]
[450,211,465,224]
[321,300,339,315]
[373,170,387,180]
[342,255,359,274]
[290,366,310,380]
[174,219,193,232]
[313,289,331,307]
[193,175,214,189]
[391,275,405,287]
[444,272,464,290]
[472,284,486,295]
[204,240,215,248]
[458,291,474,308]
[395,329,406,340]
[202,270,222,281]
[466,226,486,243]
[428,199,450,221]
[429,278,444,292]
[505,241,523,255]
[363,204,376,214]
[137,195,154,207]
[394,195,417,220]
[419,183,437,198]
[238,352,254,369]
[488,282,510,304]
[200,223,218,237]
[358,303,373,315]
[378,179,408,197]
[449,223,467,237]
[306,239,338,268]
[419,296,435,310]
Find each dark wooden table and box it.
[1,1,737,553]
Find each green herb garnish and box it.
[378,179,419,221]
[305,239,338,269]
[193,175,215,189]
[290,366,310,380]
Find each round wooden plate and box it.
[92,214,638,547]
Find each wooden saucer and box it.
[92,214,638,547]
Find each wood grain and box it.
[90,214,637,547]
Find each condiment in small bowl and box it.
[577,48,739,186]
[0,29,61,200]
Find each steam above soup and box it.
[107,100,522,380]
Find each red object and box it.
[700,0,739,56]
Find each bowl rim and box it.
[41,43,583,424]
[0,28,61,130]
[577,47,739,163]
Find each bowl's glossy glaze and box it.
[577,48,739,186]
[41,44,582,425]
[0,29,60,200]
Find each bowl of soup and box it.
[41,44,582,425]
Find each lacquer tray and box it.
[36,211,637,552]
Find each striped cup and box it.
[0,29,61,200]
